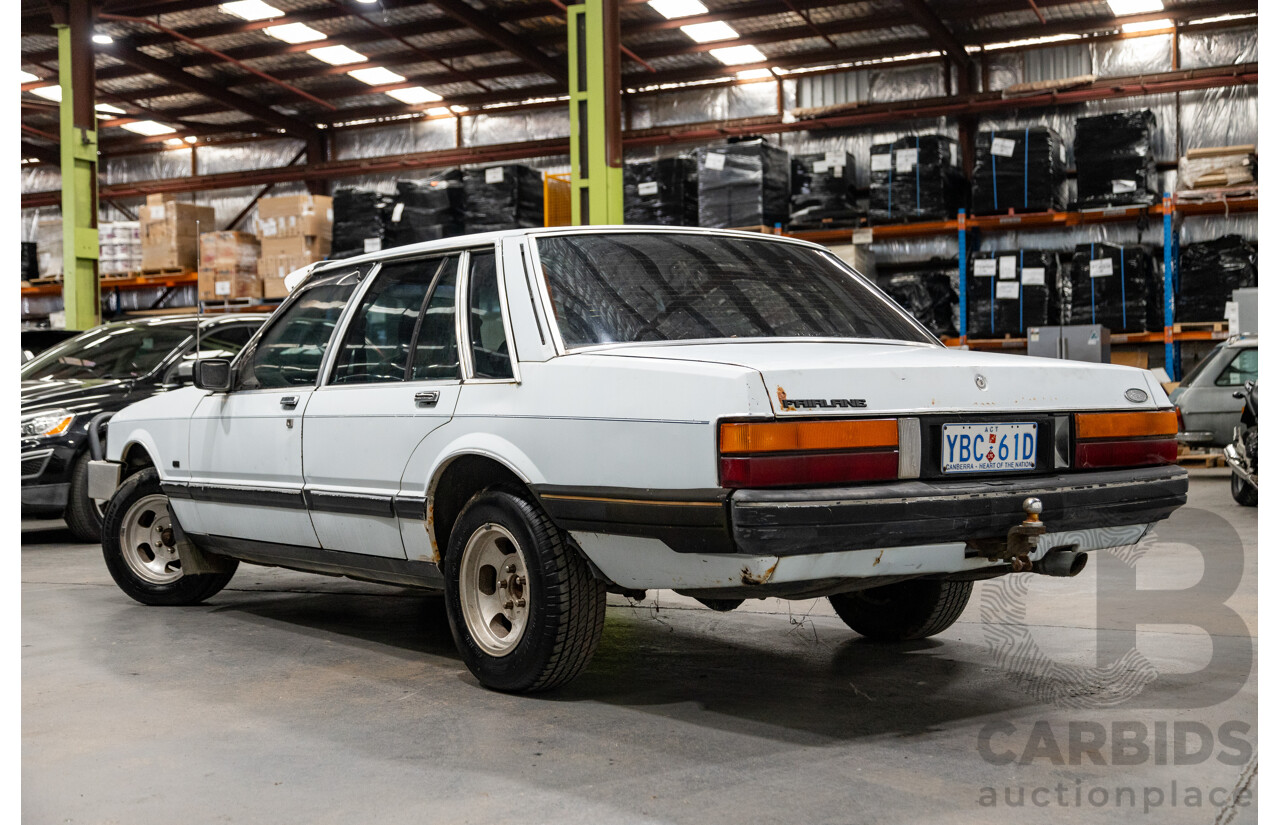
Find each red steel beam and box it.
[21,63,1256,208]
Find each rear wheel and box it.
[828,579,973,642]
[443,487,605,692]
[101,468,237,606]
[1230,472,1258,507]
[64,452,104,543]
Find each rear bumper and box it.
[731,465,1187,557]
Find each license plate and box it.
[941,422,1038,474]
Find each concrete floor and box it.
[23,469,1256,824]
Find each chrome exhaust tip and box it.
[1032,548,1088,577]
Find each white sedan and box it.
[90,227,1187,692]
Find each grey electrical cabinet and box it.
[1026,324,1111,363]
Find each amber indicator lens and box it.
[720,419,899,454]
[1074,410,1178,440]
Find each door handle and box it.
[280,395,299,409]
[415,390,440,408]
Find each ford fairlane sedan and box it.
[90,227,1187,692]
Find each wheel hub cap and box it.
[458,523,530,657]
[119,494,183,585]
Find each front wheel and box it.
[443,487,605,692]
[1230,472,1258,507]
[101,468,237,606]
[828,579,973,642]
[65,452,104,543]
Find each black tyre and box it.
[443,486,605,693]
[828,579,973,642]
[101,468,237,606]
[65,452,104,543]
[1230,472,1258,507]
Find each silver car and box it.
[1172,335,1258,447]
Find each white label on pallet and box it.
[704,152,726,171]
[895,148,918,172]
[825,150,843,165]
[391,202,405,223]
[991,137,1016,158]
[637,181,659,196]
[974,259,998,277]
[996,280,1020,300]
[831,165,844,178]
[999,256,1017,279]
[813,161,829,173]
[851,227,874,245]
[364,237,382,253]
[1112,179,1137,194]
[485,167,505,184]
[1090,257,1114,277]
[1028,329,1041,343]
[259,217,277,237]
[215,280,231,296]
[949,142,958,167]
[1021,266,1046,286]
[870,153,892,171]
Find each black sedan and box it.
[21,314,268,541]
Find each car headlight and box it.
[21,409,75,439]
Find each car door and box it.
[1202,346,1258,443]
[182,266,365,546]
[301,253,464,558]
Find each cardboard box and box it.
[257,194,333,240]
[198,231,261,301]
[257,234,328,300]
[140,202,217,270]
[146,193,178,207]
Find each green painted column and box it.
[56,0,101,330]
[567,0,623,226]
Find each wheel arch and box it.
[426,450,539,562]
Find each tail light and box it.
[1074,410,1178,469]
[719,419,899,488]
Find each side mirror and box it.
[1232,390,1246,399]
[193,358,233,392]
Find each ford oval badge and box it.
[1125,388,1149,403]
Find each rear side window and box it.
[467,251,513,379]
[409,261,460,381]
[331,257,456,385]
[235,267,364,390]
[1216,348,1258,387]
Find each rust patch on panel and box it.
[741,561,779,586]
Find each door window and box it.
[165,323,258,385]
[1215,348,1258,386]
[467,251,513,379]
[331,257,456,385]
[234,268,364,390]
[409,260,460,381]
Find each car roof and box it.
[86,313,271,332]
[311,225,829,273]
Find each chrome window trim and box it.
[459,243,521,385]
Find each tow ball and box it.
[970,497,1047,570]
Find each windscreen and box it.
[21,324,192,381]
[535,233,933,348]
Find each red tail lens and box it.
[1074,410,1179,469]
[1075,438,1178,469]
[718,419,899,488]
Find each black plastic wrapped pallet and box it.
[875,271,959,337]
[966,250,1060,338]
[21,242,37,281]
[1074,111,1159,209]
[696,139,789,229]
[1176,235,1258,322]
[463,165,544,234]
[869,136,966,225]
[386,177,465,248]
[624,158,698,226]
[1063,243,1160,333]
[972,126,1067,215]
[789,151,856,229]
[332,187,393,256]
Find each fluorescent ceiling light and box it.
[30,85,61,102]
[1121,18,1173,33]
[185,135,199,143]
[450,105,469,113]
[219,1,283,21]
[1188,12,1255,26]
[648,0,707,20]
[20,70,40,83]
[984,33,1080,51]
[307,45,366,65]
[385,86,442,104]
[164,137,186,146]
[121,120,177,136]
[426,106,451,116]
[710,45,767,65]
[265,23,327,44]
[1107,0,1163,15]
[735,68,773,79]
[348,66,405,86]
[92,33,113,44]
[680,21,738,42]
[95,102,126,114]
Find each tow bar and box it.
[970,497,1047,571]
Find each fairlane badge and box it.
[776,387,866,411]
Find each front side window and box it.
[467,251,513,379]
[535,232,934,349]
[22,323,193,381]
[235,267,364,390]
[331,257,457,385]
[164,323,258,384]
[1216,348,1258,387]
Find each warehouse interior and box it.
[20,1,1259,822]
